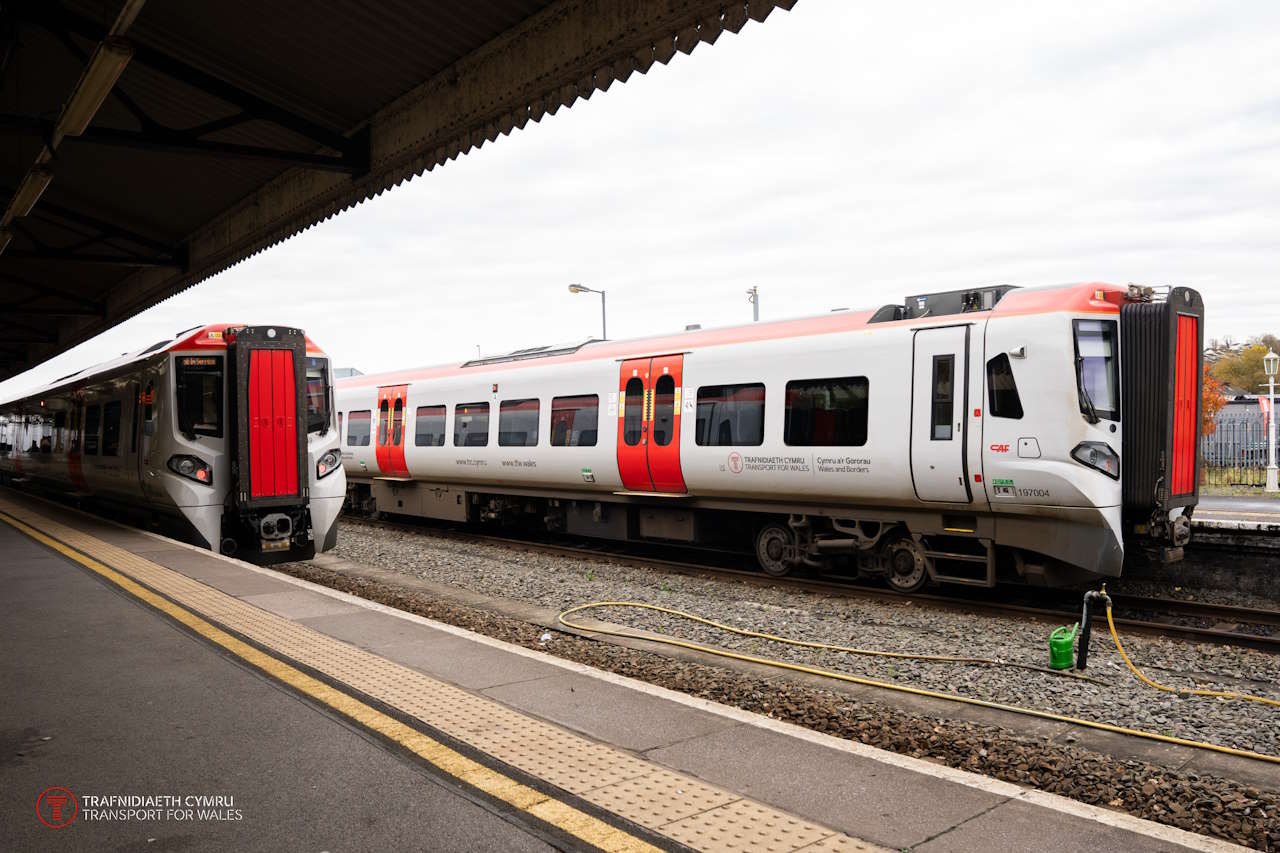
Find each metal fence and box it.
[1201,418,1270,486]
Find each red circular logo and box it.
[36,787,77,829]
[727,452,743,474]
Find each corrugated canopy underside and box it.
[0,0,795,382]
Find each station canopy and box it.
[0,0,794,382]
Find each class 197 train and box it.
[0,323,345,564]
[334,282,1204,590]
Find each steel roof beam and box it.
[5,308,104,318]
[0,115,362,174]
[16,1,366,171]
[0,272,106,313]
[5,248,182,268]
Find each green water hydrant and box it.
[1049,623,1079,670]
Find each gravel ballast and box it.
[330,522,1280,756]
[278,520,1280,849]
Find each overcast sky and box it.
[3,0,1278,398]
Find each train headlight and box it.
[1070,441,1120,480]
[316,448,341,479]
[168,454,213,486]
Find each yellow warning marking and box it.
[1196,510,1280,519]
[0,511,659,853]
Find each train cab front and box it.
[222,325,345,564]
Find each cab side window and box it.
[986,354,1024,419]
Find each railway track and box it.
[340,515,1280,653]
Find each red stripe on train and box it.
[1170,314,1198,496]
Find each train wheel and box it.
[885,538,928,593]
[755,524,795,577]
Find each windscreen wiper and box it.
[1076,356,1100,424]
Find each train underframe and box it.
[346,478,1140,591]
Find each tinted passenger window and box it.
[623,378,644,446]
[550,395,599,447]
[84,404,101,455]
[102,400,122,456]
[391,398,404,445]
[377,400,389,445]
[986,354,1023,419]
[176,355,223,437]
[652,375,676,447]
[785,377,868,446]
[931,355,954,440]
[499,399,539,447]
[454,403,489,447]
[414,405,446,446]
[696,384,765,446]
[346,410,371,446]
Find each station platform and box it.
[1192,495,1280,533]
[1,493,1246,853]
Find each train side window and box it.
[454,402,489,447]
[176,355,224,438]
[347,410,371,446]
[54,410,67,451]
[84,404,101,455]
[377,400,390,445]
[415,405,446,446]
[391,398,404,445]
[102,400,122,456]
[623,379,644,446]
[784,376,868,446]
[551,395,598,447]
[931,355,954,440]
[986,354,1024,419]
[499,399,539,447]
[696,383,765,446]
[652,375,676,446]
[338,412,343,439]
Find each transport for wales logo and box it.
[36,787,77,829]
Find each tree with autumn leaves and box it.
[1202,333,1278,436]
[1202,366,1226,436]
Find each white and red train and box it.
[0,324,345,563]
[334,281,1203,590]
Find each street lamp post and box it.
[1265,349,1278,493]
[746,286,759,322]
[568,283,607,340]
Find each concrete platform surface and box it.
[1192,495,1280,532]
[0,492,1250,853]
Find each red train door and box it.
[375,384,410,477]
[616,355,686,494]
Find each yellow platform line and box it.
[0,510,659,853]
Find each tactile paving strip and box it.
[2,500,889,853]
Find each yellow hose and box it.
[558,600,1280,765]
[1105,604,1280,708]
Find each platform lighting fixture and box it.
[568,283,607,340]
[1265,349,1278,493]
[4,166,53,224]
[54,39,134,141]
